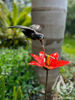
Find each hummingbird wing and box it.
[8,25,34,31]
[8,25,37,39]
[8,25,44,40]
[30,24,41,31]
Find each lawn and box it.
[62,37,75,55]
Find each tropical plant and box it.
[7,2,31,26]
[6,1,31,38]
[0,0,31,36]
[0,0,8,34]
[0,0,31,47]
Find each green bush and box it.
[0,47,42,100]
[66,0,75,37]
[0,75,5,100]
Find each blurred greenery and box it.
[7,2,31,27]
[66,0,75,37]
[6,0,31,11]
[0,0,8,34]
[0,47,43,100]
[0,0,31,47]
[62,38,75,54]
[0,75,5,100]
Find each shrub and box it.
[0,75,5,100]
[0,47,42,100]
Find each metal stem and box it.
[45,69,48,100]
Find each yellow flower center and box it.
[46,55,50,66]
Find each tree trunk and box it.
[32,0,67,99]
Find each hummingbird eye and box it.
[37,34,44,40]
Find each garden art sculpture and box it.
[9,24,70,100]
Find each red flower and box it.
[29,51,70,70]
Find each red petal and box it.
[48,53,59,65]
[39,51,45,65]
[31,53,45,66]
[39,51,45,58]
[50,52,59,60]
[44,60,70,70]
[31,53,41,63]
[50,60,70,68]
[29,61,43,67]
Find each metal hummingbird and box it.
[8,24,45,51]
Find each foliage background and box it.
[66,0,75,37]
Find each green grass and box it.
[62,37,75,54]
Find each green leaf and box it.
[13,86,17,100]
[12,2,18,25]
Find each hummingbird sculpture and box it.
[8,24,44,40]
[8,24,45,50]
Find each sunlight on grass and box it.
[62,38,75,54]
